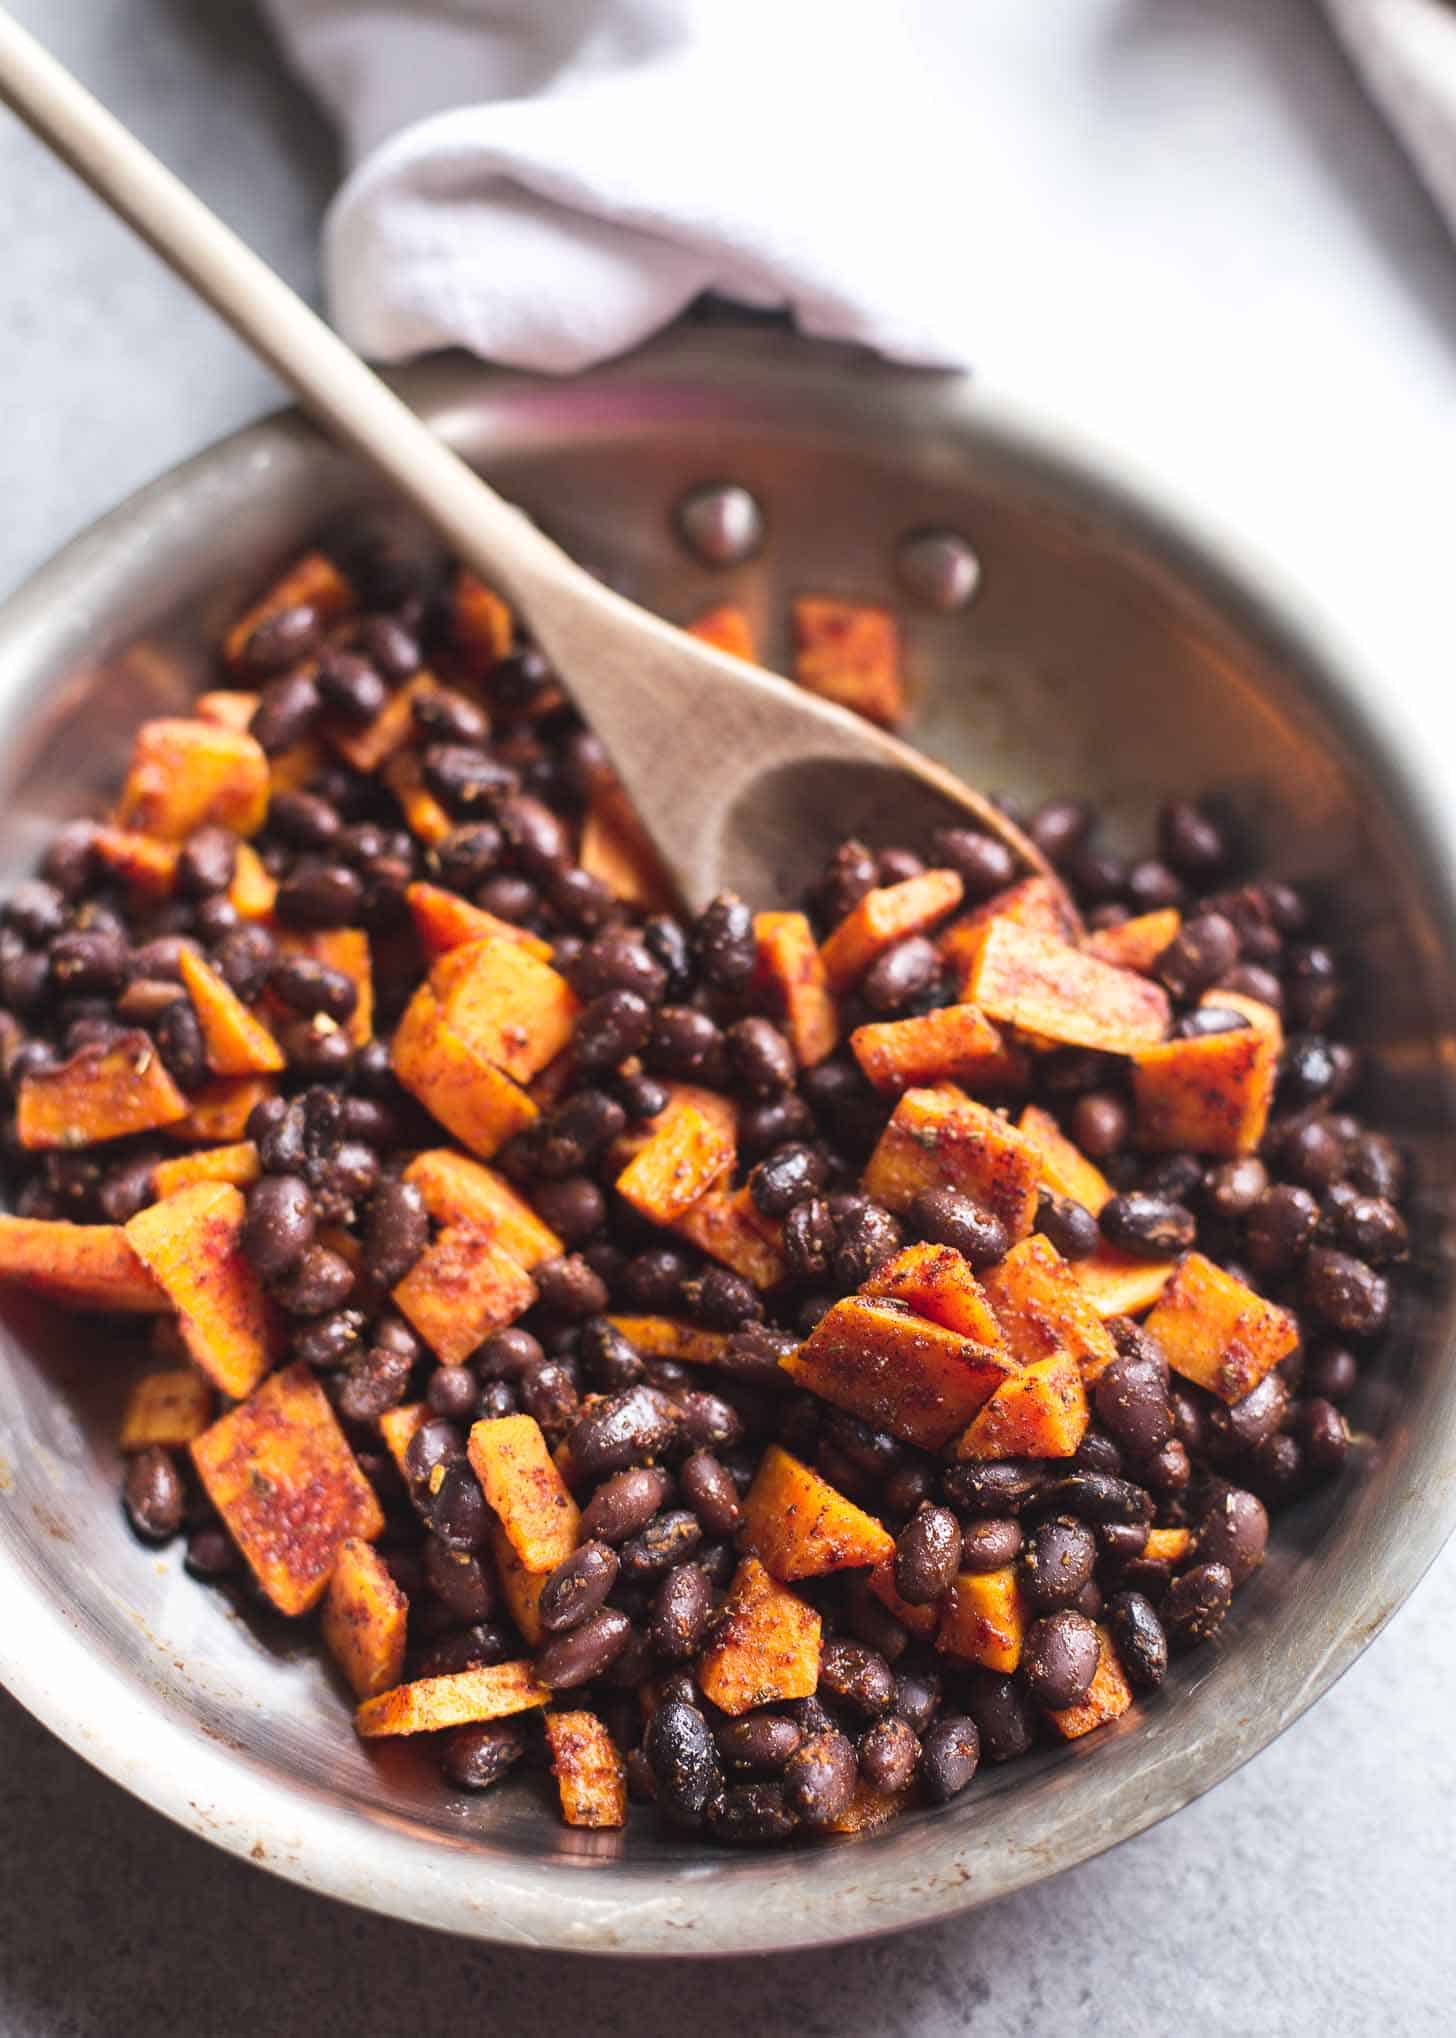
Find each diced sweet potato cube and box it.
[1044,1625,1134,1740]
[1070,1247,1176,1320]
[1085,908,1182,975]
[223,550,356,669]
[688,604,756,661]
[866,1559,939,1640]
[1144,1526,1192,1564]
[406,881,552,963]
[468,1413,580,1573]
[791,596,905,728]
[783,1295,1018,1451]
[965,921,1170,1054]
[860,1241,1007,1347]
[178,947,284,1078]
[378,1401,428,1479]
[1131,1024,1277,1158]
[1201,987,1284,1056]
[119,1367,214,1451]
[608,1081,737,1171]
[605,1314,731,1367]
[578,778,678,915]
[450,570,514,677]
[404,1149,561,1269]
[391,984,537,1159]
[166,1075,275,1145]
[152,1141,261,1200]
[196,689,261,732]
[545,1710,628,1829]
[490,1520,551,1646]
[356,1659,549,1739]
[851,1004,1025,1096]
[322,1537,409,1700]
[862,1085,1040,1241]
[324,671,437,774]
[671,1184,786,1289]
[126,1183,280,1397]
[275,928,373,1046]
[192,1362,382,1615]
[91,826,179,896]
[821,1781,913,1834]
[1016,1103,1112,1215]
[954,1352,1089,1461]
[616,1098,736,1225]
[980,1235,1119,1384]
[820,870,964,993]
[1142,1251,1298,1403]
[392,1222,536,1366]
[116,718,269,841]
[0,1216,166,1312]
[751,910,838,1068]
[268,737,328,797]
[18,1031,189,1150]
[430,936,579,1085]
[382,748,453,846]
[741,1445,894,1580]
[227,842,278,921]
[937,1565,1027,1672]
[939,877,1080,988]
[696,1556,822,1716]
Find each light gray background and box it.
[1,3,1453,2033]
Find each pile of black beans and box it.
[0,527,1407,1849]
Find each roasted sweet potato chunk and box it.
[91,826,179,897]
[0,1216,165,1312]
[450,569,514,677]
[791,596,905,728]
[178,947,285,1077]
[851,1004,1023,1095]
[1016,1103,1112,1215]
[695,1556,822,1716]
[862,1084,1040,1241]
[356,1660,549,1739]
[605,1314,731,1366]
[819,870,963,993]
[783,1295,1018,1451]
[490,1520,552,1646]
[192,1362,383,1615]
[378,1401,428,1480]
[578,777,678,915]
[17,1030,189,1150]
[429,936,579,1085]
[1070,1247,1177,1320]
[118,1369,213,1452]
[860,1241,1007,1346]
[688,604,756,661]
[866,1559,939,1640]
[167,1074,276,1145]
[545,1710,628,1829]
[741,1445,894,1580]
[980,1234,1119,1384]
[1131,1024,1277,1157]
[126,1182,280,1397]
[937,1565,1027,1672]
[152,1141,261,1200]
[404,1148,561,1269]
[322,1537,409,1700]
[671,1183,786,1289]
[1144,1526,1192,1564]
[325,671,439,774]
[115,718,269,841]
[616,1097,736,1225]
[609,1081,737,1171]
[821,1781,913,1834]
[391,984,537,1159]
[1201,987,1284,1055]
[751,910,838,1068]
[196,688,260,732]
[406,880,552,963]
[227,842,278,920]
[1143,1251,1298,1403]
[382,747,453,846]
[223,549,355,669]
[954,1352,1089,1461]
[1085,908,1182,975]
[392,1222,536,1366]
[468,1413,580,1573]
[965,921,1170,1053]
[939,877,1080,987]
[1044,1626,1134,1740]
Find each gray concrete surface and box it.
[0,2,1453,2032]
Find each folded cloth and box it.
[262,0,1456,375]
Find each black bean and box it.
[645,1698,722,1822]
[1106,1590,1168,1692]
[580,1465,674,1545]
[920,1714,980,1802]
[173,826,238,900]
[270,1242,356,1317]
[1142,1153,1205,1204]
[477,1326,545,1380]
[749,1143,827,1220]
[441,1719,527,1791]
[1100,1192,1195,1258]
[251,668,321,753]
[894,1505,962,1604]
[1070,1090,1130,1158]
[726,1015,796,1096]
[1019,1516,1096,1612]
[877,848,925,885]
[1204,1156,1269,1221]
[832,1200,903,1287]
[707,1782,796,1846]
[738,1092,815,1159]
[942,1459,1046,1517]
[1330,1193,1407,1265]
[1094,1353,1172,1458]
[646,1004,724,1080]
[269,955,358,1023]
[1030,799,1091,865]
[568,928,667,1005]
[615,1072,669,1123]
[415,1620,515,1678]
[241,600,324,678]
[782,1728,857,1828]
[931,827,1017,902]
[519,1361,580,1438]
[242,1173,316,1280]
[908,1187,1009,1269]
[1196,1486,1268,1584]
[421,745,517,817]
[1163,1562,1233,1650]
[184,1522,239,1580]
[538,1540,620,1634]
[530,1253,606,1321]
[1036,1190,1100,1261]
[677,1451,743,1539]
[1158,800,1228,880]
[412,682,488,746]
[1243,1183,1318,1276]
[573,989,654,1073]
[419,1461,486,1552]
[1345,1130,1404,1201]
[1207,1369,1289,1459]
[782,1197,836,1281]
[1021,1609,1100,1709]
[1305,1343,1358,1403]
[1125,858,1186,912]
[352,1177,427,1290]
[861,936,939,1014]
[493,793,567,877]
[1296,1396,1350,1478]
[692,891,756,991]
[818,1638,894,1716]
[673,1389,745,1453]
[620,1508,702,1582]
[956,1517,1023,1574]
[1155,912,1240,1002]
[475,873,538,923]
[1303,1247,1389,1336]
[50,928,126,996]
[858,1714,920,1795]
[1028,1471,1152,1526]
[532,1607,632,1691]
[716,1714,802,1774]
[423,1536,496,1624]
[650,1562,713,1661]
[122,1446,184,1542]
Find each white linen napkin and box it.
[261,0,1456,374]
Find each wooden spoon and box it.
[0,10,1057,915]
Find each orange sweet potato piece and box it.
[751,910,838,1068]
[819,870,964,993]
[965,921,1170,1053]
[860,1241,1007,1347]
[490,1520,551,1646]
[954,1351,1089,1461]
[1131,1024,1277,1158]
[741,1445,894,1580]
[382,747,453,846]
[166,1074,275,1144]
[1016,1103,1113,1215]
[275,928,373,1046]
[119,1367,215,1451]
[851,1004,1023,1095]
[378,1401,428,1479]
[980,1234,1119,1383]
[939,877,1080,987]
[223,550,356,669]
[545,1710,628,1829]
[608,1081,737,1171]
[322,1536,409,1700]
[227,842,278,921]
[356,1659,549,1739]
[192,1361,382,1615]
[783,1295,1018,1451]
[115,718,269,841]
[324,671,437,773]
[450,570,514,677]
[0,1216,166,1312]
[91,826,179,897]
[1044,1625,1134,1740]
[1070,1246,1177,1320]
[404,1149,561,1269]
[605,1314,731,1367]
[866,1559,939,1641]
[152,1141,261,1200]
[177,947,285,1077]
[862,1084,1040,1241]
[616,1098,736,1225]
[696,1556,822,1716]
[937,1565,1027,1672]
[468,1413,580,1573]
[1144,1526,1192,1565]
[821,1781,913,1834]
[17,1031,189,1150]
[268,737,328,797]
[688,604,756,661]
[196,689,261,732]
[392,1222,536,1366]
[791,596,905,728]
[578,778,678,915]
[671,1183,786,1289]
[1142,1251,1298,1403]
[406,881,552,963]
[391,984,537,1159]
[1085,908,1182,975]
[430,936,579,1084]
[126,1182,280,1397]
